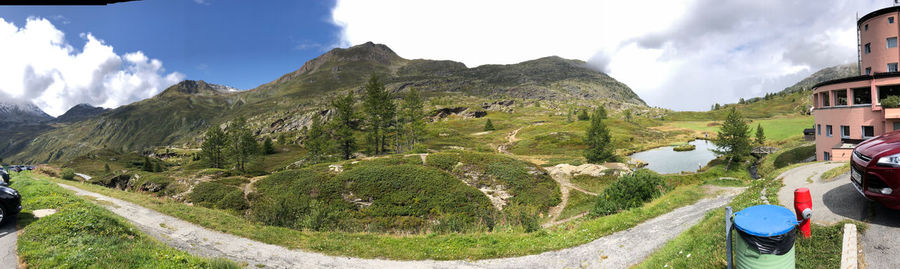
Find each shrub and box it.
[216,176,250,187]
[591,170,668,216]
[60,168,75,180]
[484,119,495,131]
[672,143,696,152]
[773,144,815,169]
[189,182,248,211]
[426,152,461,171]
[883,95,900,108]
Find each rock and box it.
[33,209,57,218]
[328,164,343,173]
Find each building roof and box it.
[812,72,900,90]
[859,6,900,26]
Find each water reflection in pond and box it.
[628,140,721,174]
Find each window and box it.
[865,43,871,54]
[817,124,821,135]
[891,17,895,24]
[889,37,898,49]
[835,90,848,106]
[866,24,869,31]
[894,122,900,131]
[890,63,899,72]
[866,67,872,75]
[824,152,831,161]
[879,85,900,103]
[822,92,830,106]
[826,125,833,137]
[841,125,850,138]
[862,126,875,138]
[854,87,872,104]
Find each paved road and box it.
[55,181,742,269]
[0,219,17,269]
[777,162,900,269]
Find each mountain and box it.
[9,42,645,163]
[779,63,858,94]
[55,104,111,123]
[0,100,53,124]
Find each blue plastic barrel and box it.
[733,205,799,269]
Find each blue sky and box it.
[0,0,342,90]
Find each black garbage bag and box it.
[736,227,796,255]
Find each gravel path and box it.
[777,162,900,268]
[54,180,741,269]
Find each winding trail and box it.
[54,179,742,269]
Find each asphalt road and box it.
[778,162,900,269]
[0,218,17,269]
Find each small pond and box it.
[628,140,721,174]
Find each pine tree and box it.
[331,92,357,160]
[305,113,328,163]
[593,106,607,119]
[227,117,258,171]
[755,123,766,146]
[401,87,425,151]
[577,109,589,121]
[142,157,153,172]
[153,162,162,172]
[584,108,616,163]
[263,137,275,154]
[201,126,227,169]
[363,75,396,155]
[713,107,751,170]
[484,119,496,131]
[104,163,111,173]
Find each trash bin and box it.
[733,205,799,269]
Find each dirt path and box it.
[54,180,741,269]
[496,127,521,155]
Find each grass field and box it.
[13,172,238,268]
[45,173,705,260]
[665,115,813,143]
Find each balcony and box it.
[885,107,900,119]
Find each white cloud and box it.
[0,17,183,116]
[331,0,885,110]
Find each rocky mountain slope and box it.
[0,100,53,124]
[55,104,111,123]
[779,63,858,94]
[10,42,645,163]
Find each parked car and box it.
[851,131,900,209]
[0,185,20,223]
[0,169,8,184]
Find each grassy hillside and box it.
[10,42,648,164]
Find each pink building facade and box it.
[813,6,900,161]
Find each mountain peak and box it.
[296,42,403,75]
[0,99,52,124]
[159,80,239,97]
[56,103,110,123]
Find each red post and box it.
[794,188,812,238]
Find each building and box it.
[813,6,900,161]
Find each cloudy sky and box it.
[0,0,892,115]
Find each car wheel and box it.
[0,206,6,224]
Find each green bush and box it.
[591,170,668,216]
[60,168,75,180]
[883,96,900,108]
[216,176,250,187]
[426,152,461,171]
[773,144,815,169]
[189,182,248,211]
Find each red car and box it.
[851,131,900,209]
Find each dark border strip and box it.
[0,0,137,5]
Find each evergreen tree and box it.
[362,75,396,155]
[484,119,496,131]
[713,107,751,170]
[584,108,616,163]
[200,126,227,169]
[305,114,328,163]
[142,156,153,172]
[227,117,258,171]
[263,137,275,154]
[577,109,590,121]
[623,109,633,123]
[153,162,162,172]
[401,87,425,151]
[104,163,111,173]
[277,133,288,145]
[593,106,607,119]
[714,103,721,110]
[331,92,357,160]
[755,123,766,146]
